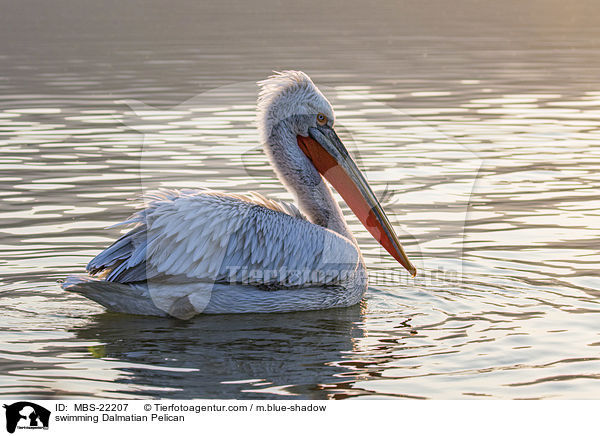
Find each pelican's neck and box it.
[264,121,356,245]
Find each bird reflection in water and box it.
[72,304,366,399]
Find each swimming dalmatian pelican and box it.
[63,71,416,319]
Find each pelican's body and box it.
[64,71,415,319]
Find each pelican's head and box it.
[257,70,334,141]
[257,71,416,276]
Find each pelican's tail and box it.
[62,275,168,317]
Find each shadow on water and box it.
[71,305,365,399]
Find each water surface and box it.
[1,0,599,399]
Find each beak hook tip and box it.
[408,265,417,277]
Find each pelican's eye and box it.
[316,113,328,126]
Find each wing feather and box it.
[88,189,359,289]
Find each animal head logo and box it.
[3,402,50,434]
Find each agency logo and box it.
[3,402,50,434]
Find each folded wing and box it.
[87,189,360,289]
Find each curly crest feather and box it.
[257,70,334,141]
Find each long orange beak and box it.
[298,125,417,276]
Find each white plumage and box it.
[64,71,415,319]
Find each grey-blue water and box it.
[1,0,599,399]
